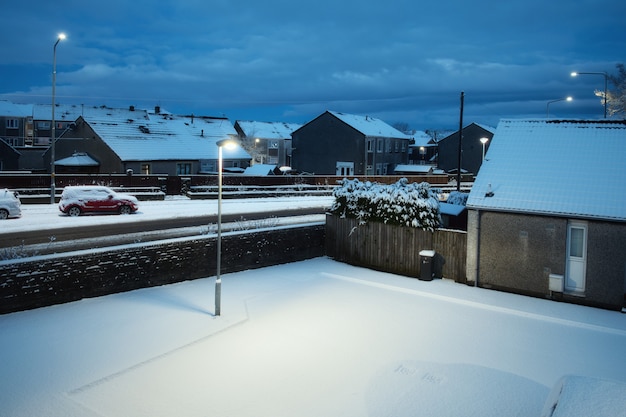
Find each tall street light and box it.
[571,71,608,118]
[51,33,66,204]
[546,96,573,118]
[479,137,489,162]
[214,137,239,316]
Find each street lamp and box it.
[214,137,239,316]
[546,96,573,118]
[571,71,608,118]
[51,33,66,204]
[479,137,489,162]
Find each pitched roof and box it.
[55,152,99,166]
[328,111,411,139]
[467,119,626,221]
[0,100,32,117]
[81,112,250,162]
[236,120,301,139]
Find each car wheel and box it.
[67,206,82,217]
[119,205,132,215]
[0,209,8,220]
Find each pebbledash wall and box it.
[0,224,325,315]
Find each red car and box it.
[59,186,139,216]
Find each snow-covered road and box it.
[1,195,334,234]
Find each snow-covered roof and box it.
[328,111,411,139]
[243,164,279,175]
[236,120,301,139]
[394,164,433,174]
[81,113,250,162]
[411,130,433,147]
[55,152,99,167]
[33,104,147,122]
[467,119,626,221]
[0,100,32,117]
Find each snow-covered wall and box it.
[0,224,324,314]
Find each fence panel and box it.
[326,215,467,282]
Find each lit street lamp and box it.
[214,137,239,316]
[571,71,608,118]
[480,137,489,162]
[50,33,66,204]
[546,96,573,118]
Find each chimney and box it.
[155,106,160,114]
[129,105,135,111]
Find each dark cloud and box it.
[1,0,623,129]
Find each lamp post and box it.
[214,137,238,316]
[480,137,489,162]
[50,33,66,204]
[571,71,608,118]
[546,96,573,118]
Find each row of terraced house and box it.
[0,100,494,177]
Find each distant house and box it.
[407,130,437,165]
[466,119,626,311]
[53,107,251,176]
[234,120,301,168]
[437,122,494,177]
[291,110,412,175]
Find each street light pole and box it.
[546,96,573,118]
[571,71,608,118]
[214,137,239,316]
[480,137,489,162]
[50,33,66,204]
[215,144,223,316]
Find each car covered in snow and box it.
[59,185,139,216]
[0,188,22,219]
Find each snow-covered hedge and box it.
[329,178,441,231]
[446,191,468,206]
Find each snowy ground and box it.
[1,196,626,416]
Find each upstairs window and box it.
[6,119,19,129]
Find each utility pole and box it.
[457,91,464,192]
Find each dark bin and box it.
[419,250,435,281]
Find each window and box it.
[394,141,399,153]
[386,139,391,153]
[6,119,19,129]
[377,139,383,153]
[141,164,151,175]
[37,121,50,129]
[367,139,374,152]
[176,163,192,175]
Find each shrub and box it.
[329,178,441,231]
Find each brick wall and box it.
[0,224,325,314]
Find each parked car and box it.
[59,186,139,216]
[0,188,21,219]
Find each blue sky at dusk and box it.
[1,0,624,130]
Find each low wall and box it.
[0,224,325,315]
[325,215,467,282]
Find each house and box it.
[52,107,251,176]
[466,119,626,310]
[407,130,437,165]
[291,110,412,175]
[437,122,494,177]
[234,120,301,167]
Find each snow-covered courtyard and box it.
[1,196,625,415]
[1,257,625,416]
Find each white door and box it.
[565,221,587,293]
[336,162,354,176]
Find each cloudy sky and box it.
[1,0,624,130]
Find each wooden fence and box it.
[325,215,467,283]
